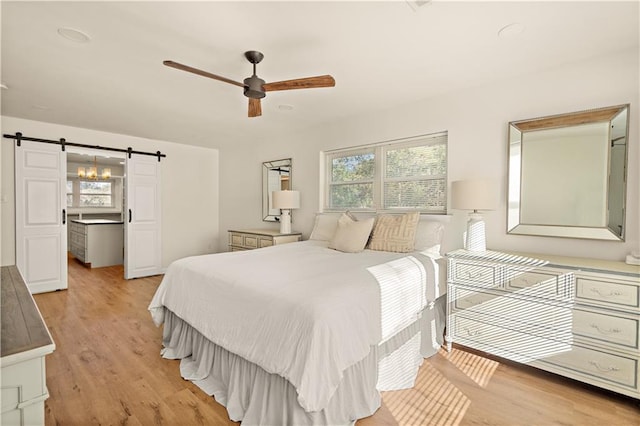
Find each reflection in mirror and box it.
[507,105,629,241]
[263,158,292,222]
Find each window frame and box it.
[322,132,448,214]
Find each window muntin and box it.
[324,133,447,213]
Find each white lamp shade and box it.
[451,180,497,211]
[272,190,300,210]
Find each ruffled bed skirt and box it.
[159,296,445,425]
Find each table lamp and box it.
[272,190,300,234]
[451,180,496,251]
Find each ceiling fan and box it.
[163,51,335,118]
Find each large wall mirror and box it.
[507,104,629,241]
[263,158,292,221]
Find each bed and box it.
[149,213,447,425]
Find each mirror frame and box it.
[262,158,292,222]
[507,104,629,241]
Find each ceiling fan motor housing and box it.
[244,76,266,99]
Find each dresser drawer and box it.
[576,276,639,310]
[452,316,571,363]
[452,288,572,342]
[505,268,574,301]
[536,345,638,389]
[451,261,498,288]
[573,308,639,350]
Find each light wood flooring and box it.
[32,257,639,425]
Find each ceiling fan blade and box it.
[263,75,335,92]
[248,98,262,118]
[163,60,245,88]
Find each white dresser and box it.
[228,229,302,252]
[1,266,55,425]
[69,219,124,267]
[445,249,640,399]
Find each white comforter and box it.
[149,240,440,412]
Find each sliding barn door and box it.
[125,154,162,279]
[15,140,68,293]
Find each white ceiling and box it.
[1,1,638,150]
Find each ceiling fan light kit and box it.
[164,50,335,118]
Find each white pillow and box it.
[414,220,444,255]
[328,213,375,253]
[309,214,340,241]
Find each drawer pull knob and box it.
[466,272,484,279]
[588,360,620,373]
[589,324,621,335]
[588,287,623,298]
[462,327,481,337]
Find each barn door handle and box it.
[62,209,66,225]
[129,209,132,223]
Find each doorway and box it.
[66,150,126,272]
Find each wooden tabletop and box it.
[1,266,54,358]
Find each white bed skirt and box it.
[159,296,445,425]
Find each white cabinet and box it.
[228,229,302,251]
[69,219,124,267]
[446,249,640,399]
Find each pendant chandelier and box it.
[77,156,111,180]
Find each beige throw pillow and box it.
[368,212,420,253]
[309,214,340,241]
[328,213,375,253]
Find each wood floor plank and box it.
[33,257,640,425]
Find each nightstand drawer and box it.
[228,229,301,251]
[451,262,497,288]
[244,235,259,249]
[230,234,244,247]
[573,309,639,349]
[576,277,639,310]
[259,237,273,248]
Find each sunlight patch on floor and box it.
[381,361,470,426]
[439,347,499,388]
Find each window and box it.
[66,180,73,207]
[79,181,114,207]
[324,132,447,213]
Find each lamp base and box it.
[279,210,292,234]
[465,212,486,252]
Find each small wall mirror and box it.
[507,104,629,241]
[263,158,292,222]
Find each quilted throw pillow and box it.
[368,212,420,253]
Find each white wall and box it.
[218,47,639,261]
[1,116,220,268]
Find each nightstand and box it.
[228,229,302,252]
